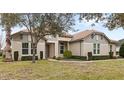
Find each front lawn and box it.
[0,59,124,79]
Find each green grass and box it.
[0,58,124,79]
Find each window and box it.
[93,43,100,54]
[31,43,37,54]
[60,43,64,54]
[96,35,98,40]
[22,43,29,54]
[93,43,96,54]
[97,44,100,54]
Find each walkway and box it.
[48,58,124,63]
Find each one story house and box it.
[11,29,118,60]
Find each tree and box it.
[0,35,1,50]
[0,14,20,62]
[103,14,124,30]
[119,43,124,57]
[0,35,2,56]
[79,13,124,30]
[18,13,75,63]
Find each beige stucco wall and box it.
[11,33,22,60]
[49,43,55,58]
[83,34,110,56]
[70,33,117,57]
[69,41,82,56]
[37,39,46,59]
[110,44,116,56]
[11,40,22,60]
[82,43,110,56]
[11,33,46,60]
[82,43,92,56]
[83,34,109,44]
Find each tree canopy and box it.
[79,13,124,30]
[17,13,76,63]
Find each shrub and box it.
[116,51,119,55]
[109,51,113,58]
[92,55,110,60]
[119,43,124,57]
[52,56,56,59]
[63,50,72,58]
[21,56,38,61]
[2,54,5,58]
[71,56,87,60]
[56,57,63,60]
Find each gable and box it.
[83,32,109,44]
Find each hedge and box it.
[92,55,110,60]
[71,55,87,60]
[21,56,38,61]
[119,43,124,57]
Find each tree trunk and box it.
[4,27,12,62]
[45,40,47,59]
[32,43,36,63]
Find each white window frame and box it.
[93,43,96,54]
[97,44,100,54]
[22,42,29,55]
[93,43,100,54]
[60,43,64,54]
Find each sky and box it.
[71,20,124,41]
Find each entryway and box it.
[46,43,55,58]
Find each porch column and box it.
[67,41,70,50]
[55,41,59,57]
